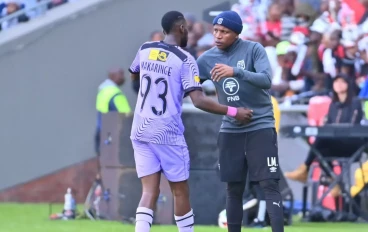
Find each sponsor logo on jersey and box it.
[148,49,169,62]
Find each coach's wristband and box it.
[226,106,237,117]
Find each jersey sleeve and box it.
[233,43,272,89]
[180,55,202,94]
[129,48,141,74]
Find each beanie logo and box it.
[217,18,223,25]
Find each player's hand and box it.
[235,107,253,124]
[210,64,234,82]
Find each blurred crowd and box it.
[0,0,78,31]
[148,0,368,102]
[4,0,368,102]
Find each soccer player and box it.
[196,11,284,232]
[129,11,253,232]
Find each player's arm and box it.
[129,47,141,93]
[130,73,140,81]
[189,90,227,114]
[183,57,227,114]
[189,90,252,122]
[130,73,140,94]
[233,43,272,89]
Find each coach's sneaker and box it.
[285,164,308,183]
[248,218,267,228]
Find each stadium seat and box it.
[304,96,342,213]
[307,96,331,144]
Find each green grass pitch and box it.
[0,203,367,232]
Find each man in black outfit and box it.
[197,11,284,232]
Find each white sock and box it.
[257,200,266,222]
[174,209,194,232]
[135,207,153,232]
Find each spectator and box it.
[150,30,164,41]
[319,0,329,13]
[197,22,214,47]
[185,32,197,58]
[144,1,368,103]
[95,68,131,155]
[356,35,368,96]
[192,21,205,41]
[359,0,368,25]
[298,0,322,12]
[321,26,357,81]
[274,42,306,96]
[278,0,296,41]
[288,27,311,91]
[0,0,77,32]
[184,12,196,32]
[315,0,355,26]
[0,2,5,14]
[327,0,342,22]
[310,13,331,43]
[358,34,368,80]
[232,0,270,42]
[1,1,29,30]
[308,11,332,78]
[294,1,317,28]
[23,0,48,19]
[270,41,292,96]
[261,2,282,47]
[285,73,364,197]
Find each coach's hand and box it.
[235,107,253,124]
[210,64,234,82]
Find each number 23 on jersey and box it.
[140,74,168,116]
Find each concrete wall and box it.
[0,0,237,190]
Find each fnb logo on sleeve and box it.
[148,49,169,62]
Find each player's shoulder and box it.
[140,41,189,63]
[176,47,196,63]
[136,41,156,50]
[201,46,219,57]
[240,39,262,49]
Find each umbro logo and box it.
[267,157,278,173]
[269,167,277,173]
